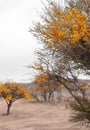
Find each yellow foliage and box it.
[35,73,49,84]
[0,82,30,103]
[34,72,61,93]
[32,64,43,71]
[41,8,90,47]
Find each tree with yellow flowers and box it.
[0,82,30,115]
[31,0,90,69]
[30,0,90,126]
[34,72,60,102]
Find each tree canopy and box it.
[31,0,90,70]
[0,82,30,115]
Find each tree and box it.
[30,0,90,126]
[34,72,60,102]
[0,82,30,115]
[31,47,64,102]
[30,0,90,69]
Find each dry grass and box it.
[0,99,89,130]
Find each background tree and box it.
[34,72,60,102]
[0,82,30,115]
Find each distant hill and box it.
[20,79,90,89]
[20,82,37,89]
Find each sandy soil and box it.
[0,99,89,130]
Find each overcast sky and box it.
[0,0,45,83]
[0,0,89,83]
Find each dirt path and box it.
[0,99,89,130]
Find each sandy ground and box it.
[0,99,89,130]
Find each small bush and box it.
[69,96,90,127]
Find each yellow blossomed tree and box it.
[30,0,90,126]
[31,0,90,69]
[34,73,55,101]
[0,82,30,115]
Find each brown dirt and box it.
[0,99,89,130]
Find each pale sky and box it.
[0,0,89,83]
[0,0,44,83]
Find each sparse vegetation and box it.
[70,96,90,126]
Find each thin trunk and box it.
[48,91,53,101]
[43,92,47,102]
[7,103,12,115]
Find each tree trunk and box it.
[43,92,47,102]
[7,103,12,115]
[48,91,53,101]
